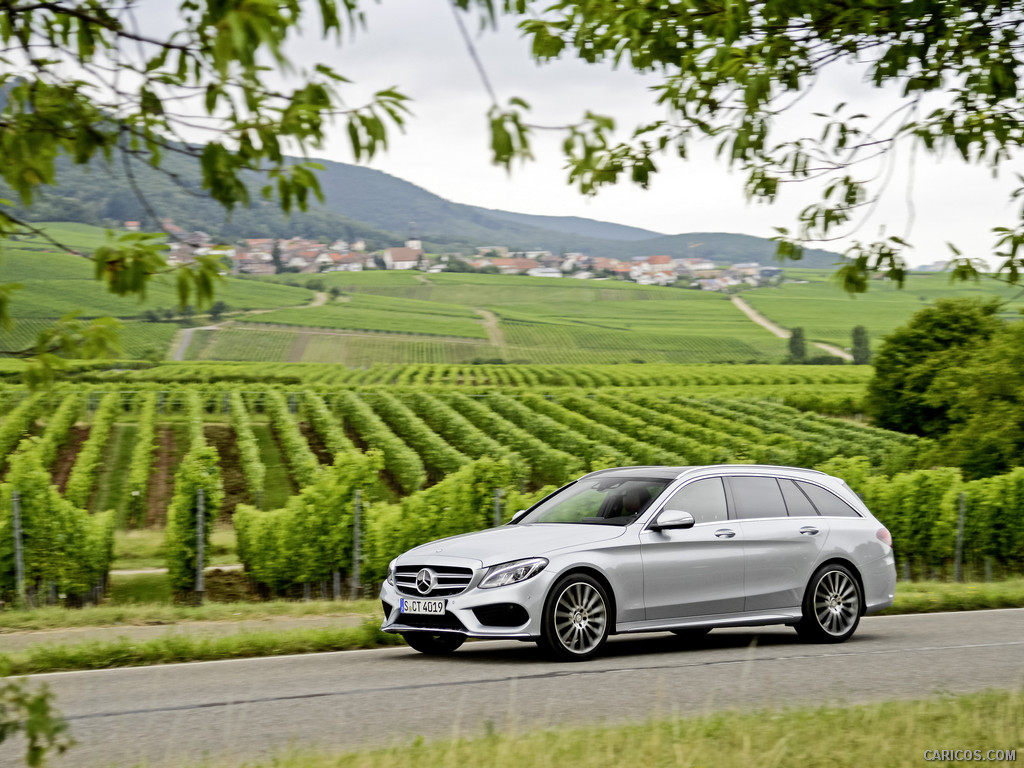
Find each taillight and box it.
[876,527,892,548]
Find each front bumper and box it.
[380,568,557,639]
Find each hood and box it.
[399,524,628,568]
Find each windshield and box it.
[519,477,670,526]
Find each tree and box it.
[788,327,806,362]
[209,301,229,322]
[0,675,73,767]
[927,321,1024,479]
[0,0,408,379]
[852,326,871,365]
[458,0,1024,291]
[270,240,284,276]
[866,298,1003,437]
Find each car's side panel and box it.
[739,518,831,611]
[548,535,649,626]
[639,524,745,619]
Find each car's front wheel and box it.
[540,573,611,661]
[401,632,466,655]
[795,564,862,643]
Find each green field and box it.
[250,294,490,339]
[0,222,316,320]
[204,272,791,364]
[744,271,1024,347]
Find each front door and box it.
[640,477,745,619]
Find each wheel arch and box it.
[548,565,619,634]
[809,557,866,616]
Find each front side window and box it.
[519,477,670,525]
[661,478,727,524]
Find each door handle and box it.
[799,526,820,536]
[714,529,736,539]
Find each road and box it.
[19,609,1024,768]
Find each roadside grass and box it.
[108,573,172,604]
[112,525,238,570]
[1,621,402,675]
[879,578,1024,614]
[0,598,380,631]
[2,579,1022,633]
[187,688,1024,768]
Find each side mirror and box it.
[650,509,696,531]
[509,509,529,524]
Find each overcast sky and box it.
[162,1,1022,267]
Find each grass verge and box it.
[880,578,1024,614]
[112,525,237,570]
[1,621,402,676]
[0,598,380,631]
[181,688,1024,768]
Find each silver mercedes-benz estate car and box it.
[380,465,896,661]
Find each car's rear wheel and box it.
[540,574,610,661]
[401,632,466,655]
[795,564,862,643]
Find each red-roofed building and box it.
[490,257,540,274]
[383,246,423,270]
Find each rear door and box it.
[730,476,830,612]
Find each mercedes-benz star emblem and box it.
[415,568,437,595]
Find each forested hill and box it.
[3,150,844,265]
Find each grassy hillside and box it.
[744,271,1024,347]
[202,272,790,365]
[0,223,315,358]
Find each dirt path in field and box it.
[286,334,310,362]
[204,424,247,515]
[171,325,219,361]
[147,427,176,527]
[52,425,89,493]
[730,296,853,361]
[299,423,332,465]
[475,308,507,350]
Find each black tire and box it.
[539,573,611,661]
[795,564,862,643]
[670,627,711,642]
[401,632,466,655]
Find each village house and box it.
[490,257,540,274]
[382,246,423,270]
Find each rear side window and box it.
[797,481,862,518]
[663,478,727,524]
[780,479,819,517]
[727,477,788,519]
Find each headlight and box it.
[386,560,396,586]
[479,558,548,589]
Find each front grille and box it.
[396,612,466,631]
[395,565,474,597]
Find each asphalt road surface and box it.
[16,609,1024,768]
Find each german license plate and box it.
[399,598,446,615]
